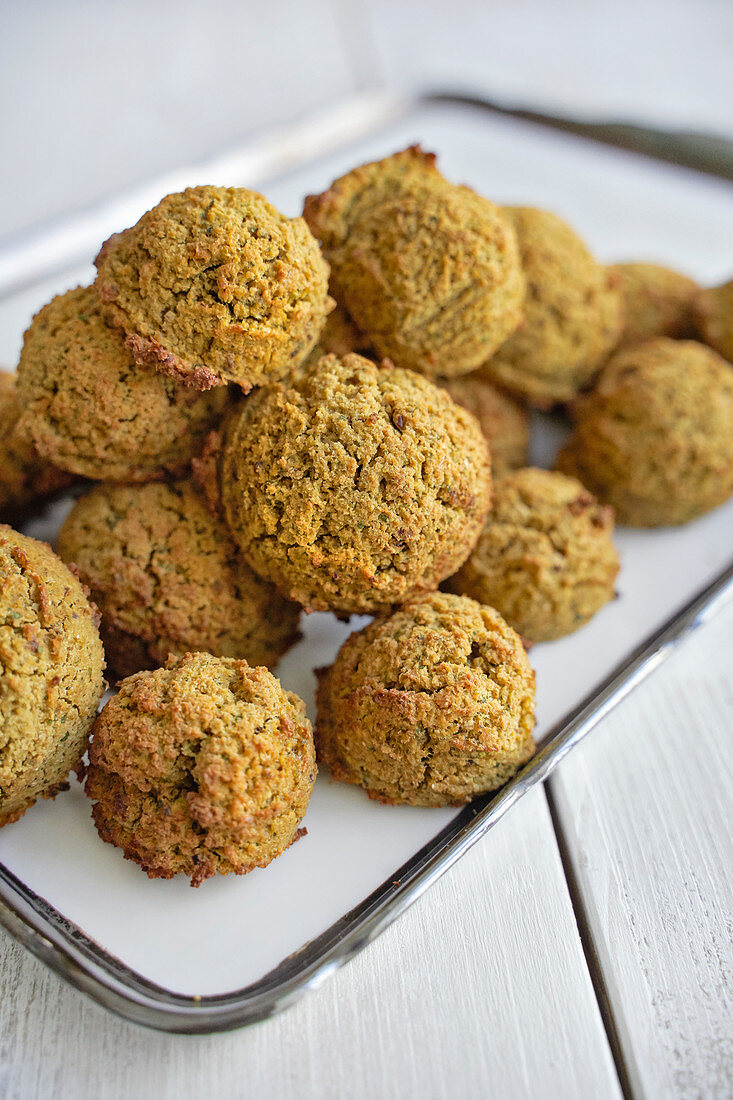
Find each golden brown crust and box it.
[221,353,493,614]
[609,262,698,348]
[304,146,525,378]
[439,372,529,474]
[315,591,535,806]
[123,331,222,391]
[557,338,733,526]
[85,652,315,885]
[483,207,623,407]
[0,525,105,825]
[16,286,229,481]
[694,278,733,362]
[446,468,619,642]
[95,186,332,390]
[57,480,301,680]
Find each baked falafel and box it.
[694,277,733,362]
[439,372,529,474]
[304,302,372,362]
[557,338,733,526]
[303,146,524,378]
[86,652,315,886]
[95,185,332,390]
[288,301,374,384]
[0,371,74,520]
[17,286,228,482]
[57,480,301,680]
[315,591,535,806]
[0,526,105,826]
[221,353,493,614]
[609,261,698,347]
[483,207,622,407]
[446,467,619,642]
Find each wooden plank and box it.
[549,603,733,1100]
[0,788,622,1100]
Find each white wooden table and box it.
[1,3,732,1097]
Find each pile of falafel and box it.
[2,145,732,886]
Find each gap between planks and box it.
[545,783,635,1100]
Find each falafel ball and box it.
[16,286,229,482]
[85,652,316,886]
[0,526,105,826]
[609,262,698,347]
[439,372,529,474]
[57,480,301,680]
[694,277,733,362]
[483,207,622,407]
[221,353,493,614]
[0,371,75,519]
[557,338,733,526]
[94,185,332,390]
[303,146,524,378]
[446,468,619,642]
[315,591,536,806]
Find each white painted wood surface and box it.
[550,605,733,1100]
[1,4,732,1097]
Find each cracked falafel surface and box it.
[16,286,228,481]
[315,591,535,806]
[94,185,332,390]
[85,652,315,886]
[446,468,619,643]
[557,338,733,526]
[57,480,301,680]
[303,146,524,378]
[221,353,493,614]
[0,526,105,826]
